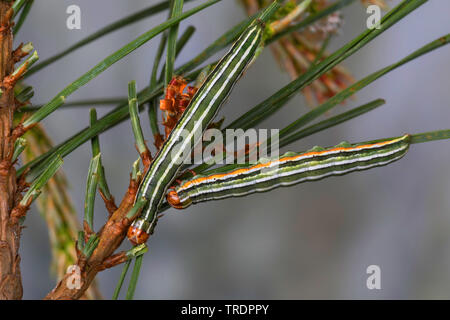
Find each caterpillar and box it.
[127,18,266,245]
[166,135,411,209]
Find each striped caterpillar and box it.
[127,16,267,245]
[166,135,411,209]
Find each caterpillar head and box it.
[166,190,191,209]
[127,218,150,245]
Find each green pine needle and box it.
[90,109,113,201]
[112,260,131,300]
[128,81,147,155]
[125,255,144,300]
[165,0,184,87]
[13,0,34,35]
[12,137,27,163]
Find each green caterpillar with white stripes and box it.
[127,6,278,245]
[166,135,411,209]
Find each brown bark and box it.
[0,1,22,300]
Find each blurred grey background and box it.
[17,0,450,299]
